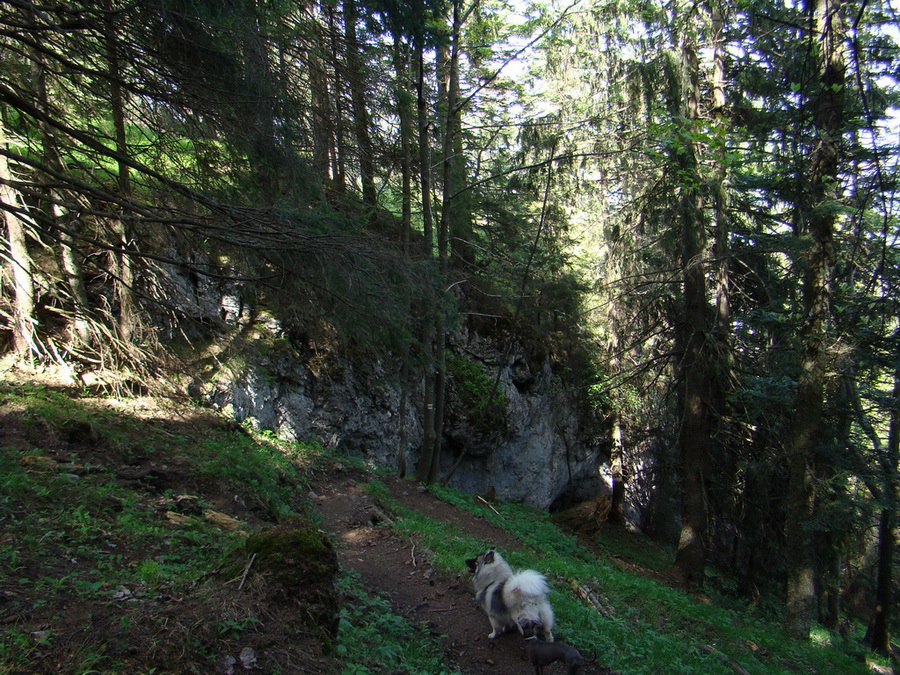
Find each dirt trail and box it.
[0,368,610,675]
[310,468,609,675]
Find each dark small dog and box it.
[525,637,596,674]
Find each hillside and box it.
[0,367,892,674]
[3,1,899,655]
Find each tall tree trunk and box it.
[392,32,414,479]
[818,379,854,629]
[430,313,446,483]
[327,6,347,195]
[710,0,731,347]
[310,50,333,184]
[428,1,468,484]
[243,0,279,198]
[609,412,627,524]
[866,366,899,653]
[391,33,414,247]
[342,0,377,211]
[28,23,92,347]
[667,37,712,589]
[0,125,36,358]
[444,0,475,269]
[60,229,92,346]
[784,0,845,640]
[396,335,410,478]
[309,5,333,187]
[104,2,136,344]
[414,44,437,482]
[708,0,735,581]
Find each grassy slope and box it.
[369,480,889,675]
[0,379,890,674]
[0,380,445,674]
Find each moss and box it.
[232,517,340,642]
[245,518,331,567]
[551,493,612,538]
[447,354,508,431]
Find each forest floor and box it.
[0,366,621,674]
[2,366,892,674]
[309,465,617,674]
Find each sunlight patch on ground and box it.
[340,528,373,544]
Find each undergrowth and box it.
[1,381,888,674]
[336,570,459,674]
[367,478,886,675]
[0,381,453,674]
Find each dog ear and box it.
[483,550,495,564]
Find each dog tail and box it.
[505,569,549,598]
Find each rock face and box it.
[205,322,609,510]
[149,248,611,511]
[440,338,605,508]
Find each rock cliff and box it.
[158,256,609,509]
[201,319,608,509]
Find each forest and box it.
[0,0,898,659]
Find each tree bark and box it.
[608,413,627,524]
[866,367,899,653]
[391,33,414,248]
[784,0,845,640]
[309,7,333,187]
[243,0,279,198]
[327,6,347,195]
[27,19,92,348]
[0,124,36,358]
[397,336,410,478]
[710,0,731,348]
[667,37,711,589]
[414,44,437,483]
[428,1,469,484]
[391,31,414,479]
[104,1,136,344]
[342,0,377,211]
[444,0,475,269]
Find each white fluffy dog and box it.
[465,548,554,642]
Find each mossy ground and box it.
[1,366,893,675]
[0,369,340,674]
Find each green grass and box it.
[0,383,454,674]
[195,432,310,520]
[0,383,887,674]
[335,570,459,675]
[0,382,328,673]
[0,450,241,601]
[367,479,885,675]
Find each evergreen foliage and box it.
[1,0,898,648]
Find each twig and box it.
[699,645,750,675]
[368,505,395,526]
[570,579,615,619]
[476,495,503,518]
[238,553,257,591]
[410,544,417,568]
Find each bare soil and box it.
[0,367,616,674]
[310,466,615,674]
